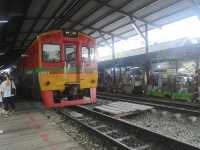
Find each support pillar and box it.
[144,24,150,95]
[175,60,178,74]
[195,57,199,71]
[129,17,151,95]
[111,36,116,87]
[98,31,116,92]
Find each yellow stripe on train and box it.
[38,73,98,91]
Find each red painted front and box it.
[41,88,96,108]
[38,32,96,68]
[21,31,96,70]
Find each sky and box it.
[97,15,200,61]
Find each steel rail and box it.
[58,105,199,150]
[57,108,145,150]
[97,92,200,116]
[98,92,200,109]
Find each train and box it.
[18,30,98,108]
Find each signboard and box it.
[64,31,78,38]
[167,68,176,75]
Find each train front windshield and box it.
[43,44,61,62]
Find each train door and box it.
[64,44,77,72]
[64,43,81,86]
[62,43,81,100]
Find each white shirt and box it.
[1,80,16,98]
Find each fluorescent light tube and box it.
[0,20,8,23]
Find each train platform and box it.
[0,101,84,150]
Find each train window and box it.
[90,48,95,62]
[43,44,61,62]
[81,47,95,63]
[82,47,89,63]
[65,45,76,63]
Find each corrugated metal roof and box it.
[0,0,198,65]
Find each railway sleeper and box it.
[60,109,150,150]
[77,117,93,122]
[93,125,107,130]
[116,136,131,142]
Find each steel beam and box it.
[140,0,183,19]
[96,6,190,45]
[46,0,80,31]
[22,20,126,51]
[38,0,67,33]
[10,0,33,54]
[22,0,158,49]
[94,0,159,28]
[22,0,82,50]
[91,0,183,40]
[95,21,131,40]
[192,0,200,9]
[191,0,200,18]
[98,32,112,49]
[64,19,126,41]
[68,0,112,30]
[130,17,145,40]
[18,0,50,50]
[94,0,183,38]
[51,0,82,28]
[88,0,159,36]
[24,17,61,20]
[52,0,89,29]
[80,0,134,32]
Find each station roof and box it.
[0,0,199,65]
[98,43,200,68]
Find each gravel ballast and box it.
[91,99,200,148]
[124,110,200,148]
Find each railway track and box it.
[57,105,199,150]
[97,92,200,115]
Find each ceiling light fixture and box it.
[0,20,8,23]
[21,54,28,57]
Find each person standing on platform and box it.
[0,82,4,115]
[1,74,16,114]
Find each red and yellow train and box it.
[19,30,98,108]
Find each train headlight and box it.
[46,81,50,86]
[91,80,95,83]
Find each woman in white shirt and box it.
[1,74,16,113]
[0,84,4,115]
[0,81,4,133]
